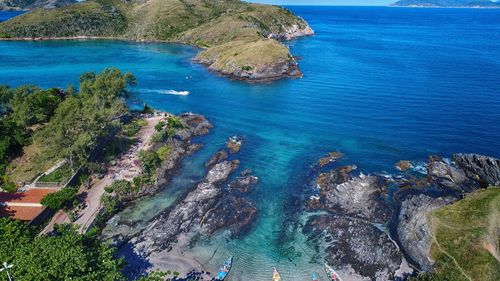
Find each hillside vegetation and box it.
[0,0,314,81]
[426,188,500,281]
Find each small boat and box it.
[272,267,282,281]
[217,256,233,280]
[312,272,319,281]
[325,263,343,281]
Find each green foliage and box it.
[36,68,135,172]
[141,103,154,114]
[38,163,72,183]
[0,218,125,281]
[166,116,183,129]
[8,86,66,128]
[155,121,165,132]
[122,118,147,137]
[104,179,136,197]
[157,144,172,161]
[40,187,77,210]
[101,193,119,216]
[138,150,161,178]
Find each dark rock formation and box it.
[318,151,344,167]
[397,194,456,271]
[205,149,228,169]
[304,215,408,280]
[304,163,411,280]
[131,144,258,257]
[427,158,469,190]
[453,153,500,186]
[132,159,240,254]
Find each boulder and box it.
[226,136,243,154]
[304,215,411,281]
[427,159,469,190]
[205,149,228,169]
[397,194,456,271]
[453,153,500,186]
[396,160,412,172]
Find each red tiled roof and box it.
[0,205,45,221]
[0,188,57,221]
[0,188,57,204]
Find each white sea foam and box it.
[141,89,190,96]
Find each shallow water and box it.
[1,6,500,280]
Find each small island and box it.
[392,0,500,8]
[0,0,314,82]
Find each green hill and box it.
[427,188,500,281]
[0,0,314,81]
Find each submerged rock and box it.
[319,151,344,167]
[205,149,228,169]
[226,136,243,154]
[396,160,413,172]
[453,153,500,186]
[397,194,456,271]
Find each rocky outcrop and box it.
[131,146,258,257]
[138,113,213,198]
[311,172,392,223]
[319,151,344,167]
[132,159,240,254]
[397,194,456,271]
[453,153,500,186]
[426,158,469,190]
[396,160,412,172]
[267,23,315,40]
[205,149,228,169]
[226,136,243,154]
[304,163,411,280]
[304,215,409,281]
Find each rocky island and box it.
[392,0,500,8]
[0,0,314,81]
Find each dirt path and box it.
[429,218,474,281]
[41,115,162,234]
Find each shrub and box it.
[157,145,172,161]
[122,119,147,137]
[155,121,165,132]
[41,187,77,210]
[167,116,183,129]
[138,150,161,177]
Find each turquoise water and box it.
[1,6,500,280]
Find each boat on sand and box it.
[325,263,343,281]
[272,267,282,281]
[217,256,233,280]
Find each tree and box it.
[0,219,125,281]
[40,188,78,210]
[36,69,136,173]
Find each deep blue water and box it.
[0,11,23,22]
[1,7,500,280]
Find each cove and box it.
[1,6,500,280]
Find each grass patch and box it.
[428,188,500,281]
[38,163,72,183]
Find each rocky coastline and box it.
[109,137,258,277]
[302,152,500,280]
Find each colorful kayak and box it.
[312,272,319,281]
[325,263,343,281]
[217,256,233,280]
[272,267,282,281]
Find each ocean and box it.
[1,6,499,280]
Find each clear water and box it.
[1,6,500,280]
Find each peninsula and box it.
[0,0,314,81]
[0,0,76,11]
